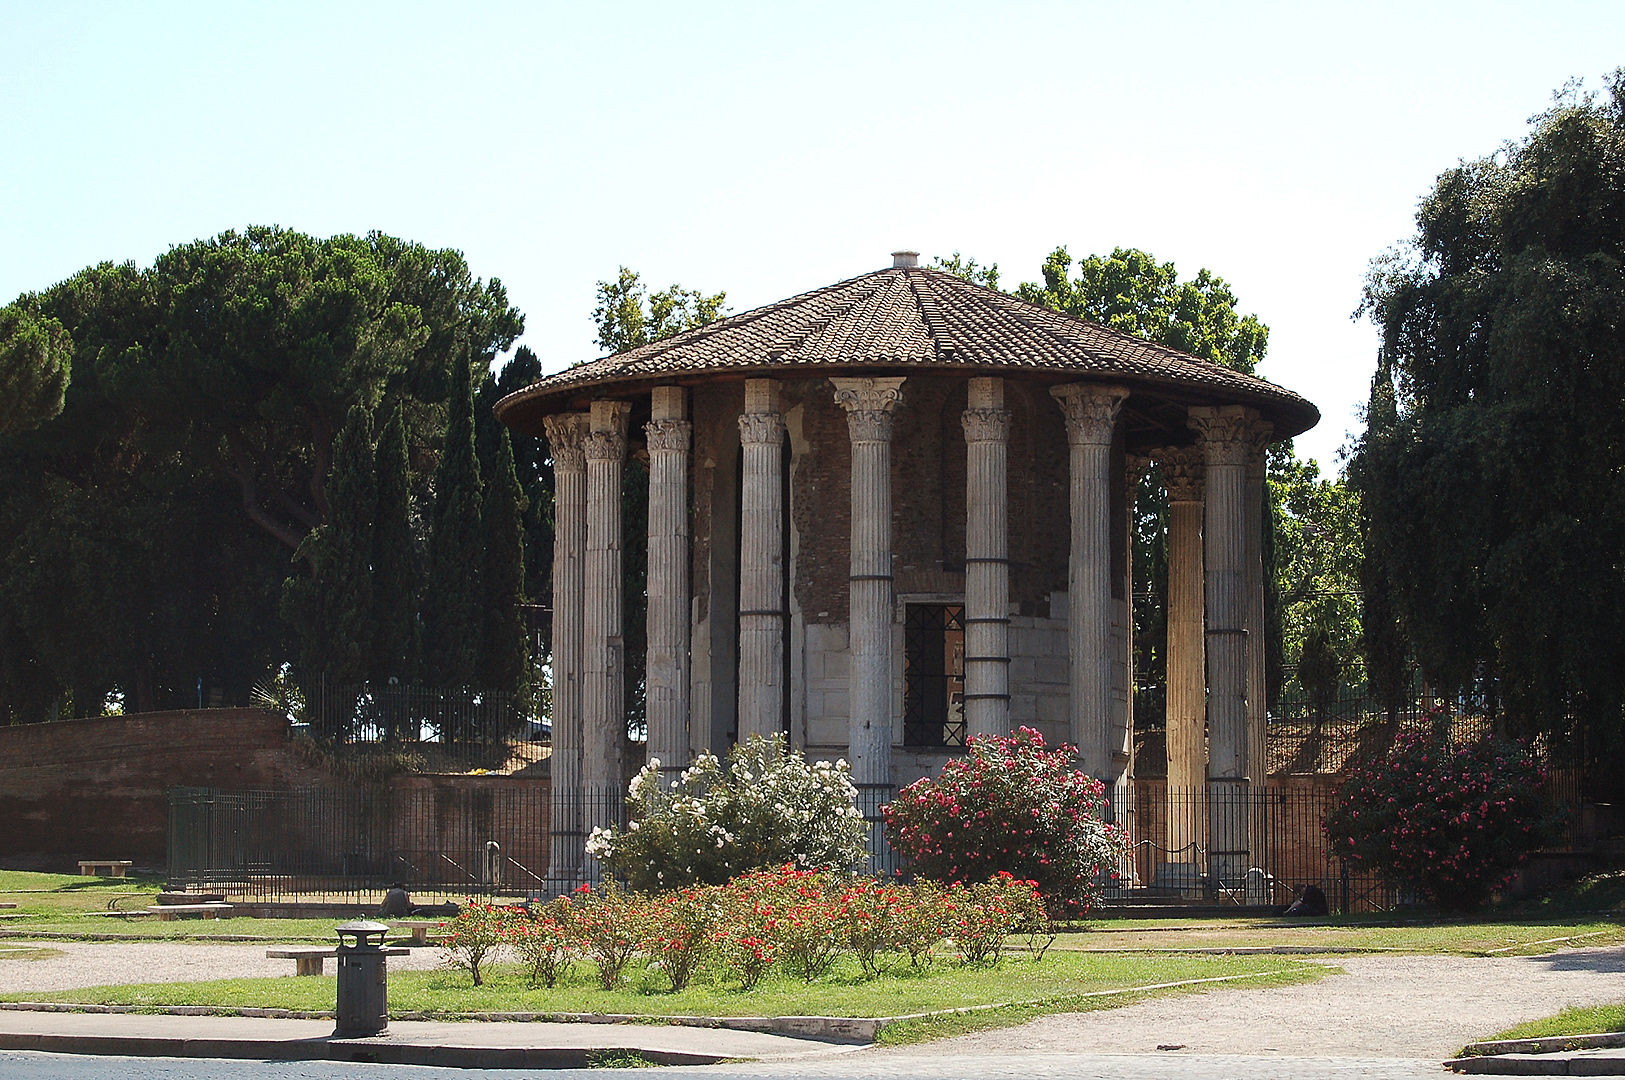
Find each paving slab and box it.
[0,1009,857,1069]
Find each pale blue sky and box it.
[4,2,1620,470]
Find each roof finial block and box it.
[892,250,919,269]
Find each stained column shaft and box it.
[645,386,692,776]
[583,400,631,801]
[1158,445,1207,861]
[737,379,787,743]
[1190,405,1265,890]
[962,377,1011,741]
[833,377,905,787]
[1051,383,1130,781]
[542,412,588,884]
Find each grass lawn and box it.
[1059,915,1625,956]
[0,950,1324,1023]
[1484,1002,1625,1043]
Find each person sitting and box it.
[378,884,412,918]
[1283,883,1329,916]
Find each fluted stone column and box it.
[961,377,1011,741]
[1113,452,1149,882]
[1158,445,1207,866]
[1190,404,1265,892]
[645,386,692,778]
[542,412,588,885]
[737,380,787,743]
[1244,424,1272,901]
[1051,383,1131,781]
[583,400,631,804]
[833,377,905,787]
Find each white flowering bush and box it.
[589,735,869,890]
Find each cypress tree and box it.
[479,424,529,694]
[280,404,376,727]
[423,353,483,689]
[370,400,418,687]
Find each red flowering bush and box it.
[441,899,515,987]
[511,895,578,988]
[883,727,1130,912]
[1323,722,1563,910]
[643,886,717,991]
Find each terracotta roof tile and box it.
[495,266,1318,438]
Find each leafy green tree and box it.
[281,405,376,712]
[1352,72,1625,774]
[592,267,727,354]
[1017,247,1269,374]
[424,351,484,689]
[929,251,1000,290]
[1270,451,1363,706]
[0,300,72,437]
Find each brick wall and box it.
[0,709,328,867]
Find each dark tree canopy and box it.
[0,228,529,722]
[1351,72,1625,772]
[0,300,72,438]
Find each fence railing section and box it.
[1112,784,1394,912]
[168,785,549,902]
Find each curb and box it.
[0,1032,726,1069]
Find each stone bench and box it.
[146,903,233,920]
[267,946,408,976]
[389,920,445,946]
[0,903,15,909]
[78,860,133,877]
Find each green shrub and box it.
[883,727,1130,913]
[587,735,869,890]
[1323,719,1563,910]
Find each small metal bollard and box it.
[334,919,393,1036]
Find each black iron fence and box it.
[168,785,549,902]
[1114,783,1393,911]
[307,682,539,770]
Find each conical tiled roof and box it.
[495,265,1319,439]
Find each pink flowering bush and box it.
[1323,721,1563,910]
[883,727,1130,913]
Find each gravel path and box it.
[862,946,1625,1061]
[0,942,446,994]
[3,942,1624,1062]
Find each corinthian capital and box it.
[832,377,905,444]
[645,419,692,453]
[584,430,627,463]
[1051,383,1130,446]
[1188,405,1265,468]
[1154,445,1205,503]
[736,411,786,446]
[543,413,590,472]
[960,407,1011,444]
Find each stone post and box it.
[1051,382,1130,781]
[1189,404,1265,895]
[737,379,787,744]
[645,387,692,778]
[1157,445,1207,872]
[961,377,1011,741]
[583,400,631,806]
[832,377,905,787]
[542,412,588,885]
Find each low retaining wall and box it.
[0,710,327,868]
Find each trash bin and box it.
[334,919,396,1036]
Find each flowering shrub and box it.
[435,867,1056,993]
[643,886,717,991]
[440,900,510,987]
[511,895,577,988]
[883,727,1130,912]
[572,881,642,988]
[588,735,869,890]
[1323,721,1563,910]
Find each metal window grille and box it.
[903,604,966,748]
